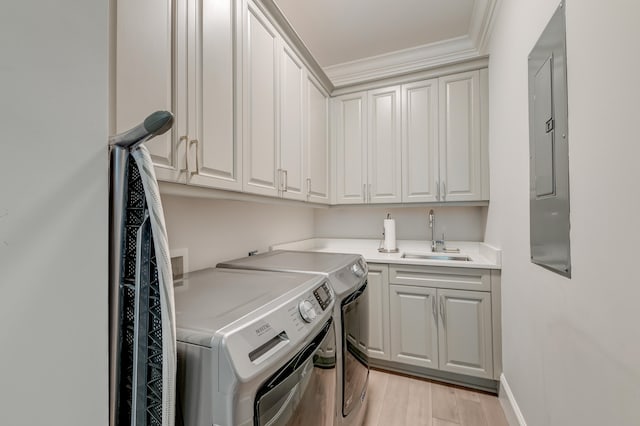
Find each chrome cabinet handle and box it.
[439,296,446,327]
[442,181,446,201]
[432,295,437,324]
[277,169,283,192]
[436,180,440,201]
[283,170,288,192]
[189,139,200,176]
[180,136,189,173]
[306,178,311,197]
[362,184,366,203]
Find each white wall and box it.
[486,1,640,425]
[162,195,315,271]
[315,205,486,241]
[0,1,109,425]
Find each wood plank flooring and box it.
[363,369,509,426]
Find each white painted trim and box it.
[499,374,528,426]
[324,36,479,88]
[322,0,501,88]
[468,0,501,55]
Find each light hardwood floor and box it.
[363,369,510,426]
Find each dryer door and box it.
[254,319,336,426]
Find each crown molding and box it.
[256,0,334,93]
[325,36,479,88]
[330,56,489,96]
[324,0,501,88]
[469,0,501,55]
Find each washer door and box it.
[254,319,336,426]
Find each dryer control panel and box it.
[218,277,335,383]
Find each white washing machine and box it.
[174,267,336,426]
[218,251,369,426]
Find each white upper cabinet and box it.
[306,75,330,203]
[438,70,482,201]
[333,87,401,204]
[368,86,402,203]
[333,92,368,204]
[334,69,489,205]
[118,0,487,205]
[401,70,488,203]
[116,0,240,190]
[279,44,306,201]
[116,0,186,183]
[187,0,241,191]
[242,1,328,202]
[402,79,439,203]
[242,2,280,197]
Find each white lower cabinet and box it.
[366,264,391,360]
[371,264,497,381]
[389,284,438,369]
[437,288,493,379]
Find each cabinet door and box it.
[437,289,493,379]
[279,44,306,200]
[243,2,280,197]
[116,0,186,183]
[333,93,367,204]
[366,264,390,360]
[368,86,402,203]
[187,0,241,191]
[306,75,330,203]
[402,79,439,202]
[389,285,439,369]
[438,71,482,201]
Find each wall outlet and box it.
[170,248,188,285]
[171,256,184,280]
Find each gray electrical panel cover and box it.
[528,2,571,277]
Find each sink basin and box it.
[401,253,472,261]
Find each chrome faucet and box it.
[429,209,444,252]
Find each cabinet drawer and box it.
[389,265,490,292]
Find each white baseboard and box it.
[499,374,527,426]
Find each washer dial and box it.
[351,262,365,278]
[298,300,317,323]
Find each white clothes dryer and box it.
[218,251,369,426]
[174,267,336,426]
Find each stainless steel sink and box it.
[401,253,472,261]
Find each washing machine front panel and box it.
[254,319,337,426]
[174,267,335,426]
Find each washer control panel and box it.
[350,258,368,278]
[312,281,333,311]
[295,281,333,323]
[298,300,317,323]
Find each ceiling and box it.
[272,0,499,87]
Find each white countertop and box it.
[271,238,501,270]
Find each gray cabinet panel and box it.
[389,285,438,369]
[389,265,490,292]
[367,264,390,360]
[438,289,493,379]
